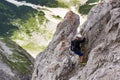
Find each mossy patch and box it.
[79,0,99,15]
[22,43,46,52]
[1,52,32,74]
[52,15,62,19]
[0,38,33,74]
[79,4,95,15]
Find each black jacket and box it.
[71,37,85,51]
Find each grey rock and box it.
[70,0,120,80]
[32,11,81,80]
[0,38,34,80]
[32,0,120,80]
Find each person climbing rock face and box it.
[71,34,86,63]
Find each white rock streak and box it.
[5,0,85,24]
[0,62,15,76]
[5,0,67,23]
[0,41,12,55]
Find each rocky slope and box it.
[32,11,80,80]
[32,0,120,80]
[70,0,120,80]
[0,37,34,80]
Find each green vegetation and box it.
[52,15,61,19]
[11,13,51,53]
[0,1,36,37]
[0,0,99,56]
[56,1,68,8]
[22,43,46,53]
[17,0,68,8]
[10,11,53,54]
[79,4,95,15]
[0,1,54,55]
[86,0,99,3]
[1,52,32,74]
[58,0,81,8]
[69,0,81,6]
[79,0,99,15]
[0,38,33,74]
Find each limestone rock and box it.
[70,0,120,80]
[0,37,34,80]
[32,0,120,80]
[32,11,80,80]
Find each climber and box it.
[71,34,86,63]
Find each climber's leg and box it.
[73,51,84,62]
[79,56,84,63]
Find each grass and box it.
[0,48,33,74]
[79,0,99,15]
[10,11,54,56]
[52,15,61,19]
[79,3,95,15]
[22,42,45,51]
[57,1,68,8]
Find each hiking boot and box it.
[80,62,86,66]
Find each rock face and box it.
[70,0,120,80]
[0,37,34,80]
[32,0,120,80]
[32,11,80,80]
